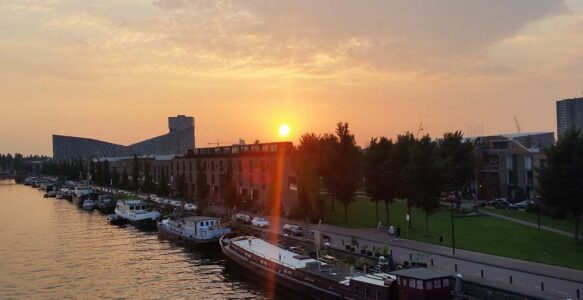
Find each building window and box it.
[189,161,192,171]
[211,161,215,172]
[506,156,513,170]
[525,156,532,170]
[238,161,242,172]
[249,161,253,172]
[260,160,265,172]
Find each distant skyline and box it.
[1,0,583,156]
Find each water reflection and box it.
[0,181,269,299]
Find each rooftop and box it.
[231,237,320,269]
[390,268,452,280]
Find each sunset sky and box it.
[1,0,583,156]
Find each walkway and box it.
[238,211,583,300]
[478,209,580,239]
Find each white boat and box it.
[74,186,93,198]
[82,199,95,210]
[115,199,160,228]
[158,216,231,244]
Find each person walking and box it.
[388,224,395,241]
[396,225,401,240]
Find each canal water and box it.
[0,181,276,299]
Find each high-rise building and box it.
[556,97,583,138]
[53,115,195,160]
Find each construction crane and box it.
[207,140,237,147]
[513,115,521,133]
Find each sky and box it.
[1,0,583,156]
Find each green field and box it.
[323,197,583,270]
[482,207,580,234]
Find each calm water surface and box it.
[0,181,273,299]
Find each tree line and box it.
[0,153,51,173]
[293,122,475,236]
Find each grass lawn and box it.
[482,207,580,235]
[324,197,583,270]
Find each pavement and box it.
[226,209,583,300]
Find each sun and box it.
[278,124,291,138]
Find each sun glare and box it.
[278,124,290,137]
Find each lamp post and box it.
[451,199,456,255]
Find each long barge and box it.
[220,235,400,299]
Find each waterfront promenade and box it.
[242,212,583,300]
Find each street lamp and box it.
[451,199,456,255]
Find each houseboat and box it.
[95,195,116,214]
[115,199,160,229]
[157,216,231,245]
[72,186,94,206]
[220,236,452,300]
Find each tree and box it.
[120,167,129,190]
[195,157,210,207]
[404,135,446,236]
[176,173,188,201]
[439,131,475,207]
[131,155,140,191]
[325,122,361,223]
[141,162,155,193]
[392,133,416,228]
[156,169,170,197]
[220,158,239,217]
[364,137,396,225]
[111,167,120,188]
[537,128,583,242]
[294,133,324,222]
[320,133,339,211]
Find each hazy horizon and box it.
[2,0,583,156]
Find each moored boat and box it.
[95,195,116,214]
[221,235,399,299]
[82,199,95,210]
[115,199,160,229]
[157,216,231,245]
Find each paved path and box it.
[478,209,580,239]
[239,212,583,300]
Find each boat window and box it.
[434,279,442,288]
[129,206,134,210]
[408,279,415,288]
[364,287,370,297]
[354,286,361,296]
[426,280,433,290]
[200,222,204,226]
[416,280,423,290]
[442,278,449,288]
[205,221,209,226]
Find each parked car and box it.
[251,217,269,228]
[236,213,252,224]
[487,198,511,209]
[283,224,303,236]
[510,200,534,209]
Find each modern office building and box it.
[556,97,583,138]
[53,115,195,160]
[474,132,552,201]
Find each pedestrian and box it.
[388,224,395,241]
[396,225,401,240]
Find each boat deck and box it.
[231,237,323,270]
